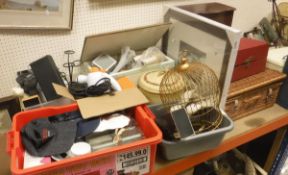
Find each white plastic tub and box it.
[111,56,175,84]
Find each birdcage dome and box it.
[160,58,223,133]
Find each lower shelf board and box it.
[153,104,288,175]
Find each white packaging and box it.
[267,47,288,72]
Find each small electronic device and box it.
[171,107,195,138]
[30,55,65,101]
[92,55,117,72]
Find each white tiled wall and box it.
[0,0,276,97]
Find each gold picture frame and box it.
[0,0,74,30]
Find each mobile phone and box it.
[170,108,195,138]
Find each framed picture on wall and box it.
[0,0,74,30]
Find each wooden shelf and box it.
[153,104,288,175]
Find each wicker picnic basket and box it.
[225,68,286,120]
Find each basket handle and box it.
[226,99,240,111]
[266,87,274,100]
[6,131,14,155]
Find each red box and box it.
[6,104,161,175]
[231,38,268,82]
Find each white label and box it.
[116,147,150,175]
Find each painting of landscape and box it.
[0,0,73,29]
[0,0,60,12]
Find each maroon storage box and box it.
[231,38,268,82]
[178,2,236,26]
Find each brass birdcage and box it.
[159,54,223,134]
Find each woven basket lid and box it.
[138,70,184,94]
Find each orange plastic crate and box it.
[7,100,161,175]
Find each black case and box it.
[30,55,65,101]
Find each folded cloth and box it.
[94,113,130,132]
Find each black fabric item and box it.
[48,110,100,138]
[49,110,82,122]
[16,70,38,96]
[76,118,100,138]
[277,57,288,108]
[149,105,177,141]
[193,163,217,175]
[21,118,77,157]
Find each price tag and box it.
[116,147,150,174]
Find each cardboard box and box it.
[53,77,149,119]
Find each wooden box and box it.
[178,2,236,26]
[226,69,286,120]
[231,38,269,82]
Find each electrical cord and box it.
[68,82,87,99]
[86,78,114,96]
[68,77,114,99]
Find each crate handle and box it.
[226,99,239,110]
[142,105,156,120]
[6,131,14,155]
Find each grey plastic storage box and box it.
[148,104,233,160]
